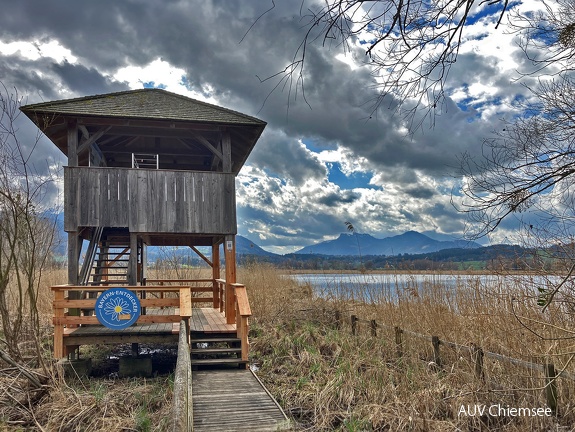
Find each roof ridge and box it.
[21,88,149,110]
[20,88,266,126]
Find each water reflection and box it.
[288,272,559,303]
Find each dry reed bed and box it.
[242,263,575,431]
[1,264,574,430]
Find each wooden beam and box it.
[224,234,236,324]
[188,133,223,160]
[67,119,78,167]
[128,233,138,286]
[212,243,220,309]
[179,287,192,319]
[77,126,112,155]
[190,246,212,267]
[222,130,232,172]
[67,232,81,285]
[141,243,147,282]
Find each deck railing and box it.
[64,166,236,233]
[52,285,192,359]
[52,279,252,363]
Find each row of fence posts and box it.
[332,311,560,415]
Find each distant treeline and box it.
[237,244,558,271]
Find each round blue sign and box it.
[95,288,141,330]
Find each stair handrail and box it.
[231,283,251,364]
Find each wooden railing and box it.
[143,278,218,308]
[64,166,236,233]
[214,279,251,362]
[52,285,192,359]
[52,279,253,363]
[232,283,251,363]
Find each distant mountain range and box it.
[51,217,481,260]
[292,231,481,256]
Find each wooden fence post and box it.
[431,336,441,368]
[544,363,558,415]
[351,315,358,336]
[471,343,484,382]
[394,326,403,358]
[334,310,341,330]
[370,320,377,337]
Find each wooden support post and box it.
[212,243,220,309]
[53,289,65,359]
[370,319,377,337]
[471,344,484,382]
[141,242,147,282]
[395,326,403,358]
[432,336,441,368]
[544,363,558,415]
[67,232,81,285]
[351,315,358,336]
[334,310,341,330]
[128,233,138,286]
[67,119,78,167]
[224,235,236,324]
[67,233,82,323]
[222,130,232,172]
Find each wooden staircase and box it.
[79,229,136,286]
[191,335,247,368]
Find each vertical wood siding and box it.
[64,167,236,234]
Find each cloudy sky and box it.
[0,0,550,253]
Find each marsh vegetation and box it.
[0,263,574,430]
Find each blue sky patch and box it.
[143,81,166,89]
[327,162,374,190]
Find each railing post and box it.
[544,363,558,415]
[334,310,341,330]
[179,287,192,346]
[370,320,377,337]
[53,288,65,359]
[432,336,441,368]
[219,280,225,313]
[394,326,403,358]
[351,315,358,336]
[471,343,485,382]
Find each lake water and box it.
[288,272,558,303]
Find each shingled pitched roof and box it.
[20,88,266,173]
[21,88,265,126]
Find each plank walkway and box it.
[191,307,236,333]
[192,369,291,432]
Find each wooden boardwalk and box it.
[191,307,236,333]
[192,369,291,432]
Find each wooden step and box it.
[192,337,241,345]
[191,347,242,355]
[87,280,129,285]
[191,358,247,366]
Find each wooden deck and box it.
[63,308,236,347]
[192,369,291,432]
[191,307,236,333]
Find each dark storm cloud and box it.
[404,186,436,199]
[51,61,128,96]
[0,0,535,249]
[0,55,62,102]
[247,130,326,186]
[0,0,490,177]
[317,191,361,206]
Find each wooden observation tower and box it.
[21,89,267,365]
